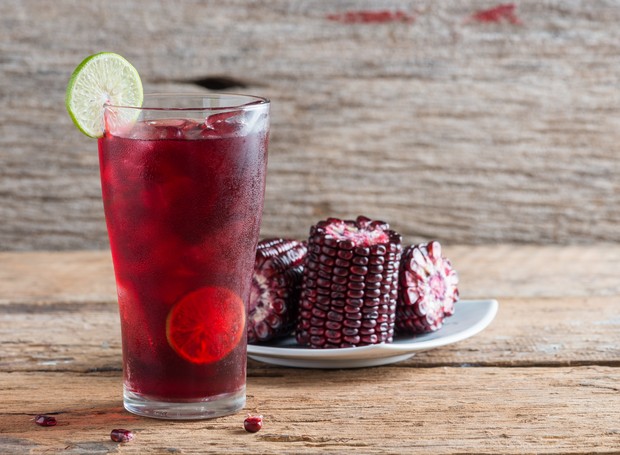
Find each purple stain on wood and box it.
[468,3,522,25]
[326,10,415,24]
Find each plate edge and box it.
[247,299,499,359]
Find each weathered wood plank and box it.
[1,247,619,372]
[0,251,116,304]
[2,244,619,305]
[2,296,619,373]
[1,367,619,454]
[1,1,620,249]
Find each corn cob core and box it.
[396,241,459,334]
[296,216,402,348]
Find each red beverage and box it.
[98,95,269,419]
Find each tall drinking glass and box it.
[98,94,270,419]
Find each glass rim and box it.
[104,92,270,112]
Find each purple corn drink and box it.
[98,94,269,419]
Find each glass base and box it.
[123,386,246,420]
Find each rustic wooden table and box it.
[1,245,619,454]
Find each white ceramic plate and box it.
[247,299,498,369]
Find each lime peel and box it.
[66,52,143,138]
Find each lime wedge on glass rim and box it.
[65,52,143,138]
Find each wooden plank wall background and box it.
[1,0,619,250]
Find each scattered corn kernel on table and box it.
[1,245,619,454]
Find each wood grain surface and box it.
[1,367,619,454]
[1,245,619,453]
[1,1,619,250]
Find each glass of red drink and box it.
[98,94,269,419]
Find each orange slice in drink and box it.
[166,286,246,364]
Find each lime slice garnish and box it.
[65,52,143,138]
